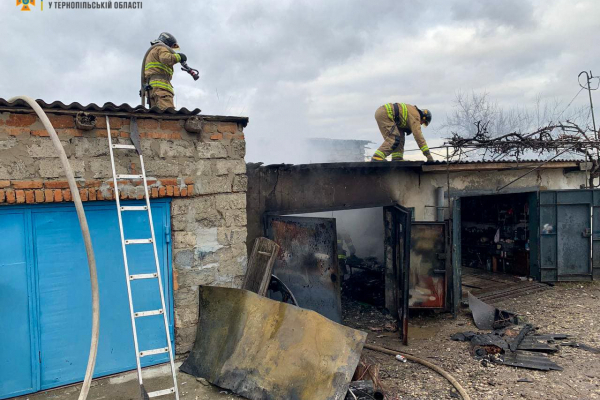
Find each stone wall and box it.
[0,108,249,353]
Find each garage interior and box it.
[459,192,548,302]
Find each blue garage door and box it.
[0,200,173,399]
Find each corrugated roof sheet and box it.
[0,98,200,115]
[0,98,250,126]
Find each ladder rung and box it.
[134,309,164,318]
[125,238,153,244]
[129,273,157,280]
[139,347,169,357]
[116,174,143,179]
[120,206,148,211]
[258,251,271,256]
[148,388,175,398]
[112,144,136,150]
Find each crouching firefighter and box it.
[372,103,433,162]
[140,32,187,110]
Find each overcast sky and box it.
[1,0,598,163]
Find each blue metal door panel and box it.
[32,200,172,389]
[539,190,594,282]
[0,212,36,398]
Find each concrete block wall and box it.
[0,109,249,353]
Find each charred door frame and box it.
[383,205,412,345]
[262,202,412,344]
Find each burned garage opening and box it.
[283,208,387,317]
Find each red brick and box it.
[160,178,178,186]
[15,190,25,204]
[210,133,223,141]
[44,180,70,189]
[166,186,174,196]
[57,128,82,137]
[187,184,194,195]
[86,180,101,188]
[6,113,36,127]
[79,189,88,201]
[48,114,75,129]
[225,133,244,141]
[119,132,130,138]
[32,129,50,137]
[142,132,170,139]
[159,120,181,131]
[63,189,72,202]
[217,122,238,134]
[151,187,159,198]
[25,191,34,203]
[0,190,5,203]
[136,192,144,200]
[137,119,159,129]
[183,177,194,185]
[8,127,30,136]
[0,180,10,188]
[88,189,97,201]
[203,122,218,134]
[54,190,63,202]
[158,186,166,197]
[6,190,16,203]
[146,179,157,186]
[44,189,53,203]
[12,180,43,189]
[173,186,180,197]
[169,132,181,140]
[96,117,124,129]
[94,130,110,138]
[34,190,44,203]
[44,189,54,203]
[120,191,127,200]
[180,187,188,197]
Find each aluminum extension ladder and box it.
[106,117,179,399]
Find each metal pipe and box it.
[435,187,444,222]
[8,96,100,400]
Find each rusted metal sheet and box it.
[409,222,448,308]
[266,215,341,323]
[180,286,367,400]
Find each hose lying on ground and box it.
[9,96,100,400]
[363,343,471,400]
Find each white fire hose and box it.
[9,96,100,400]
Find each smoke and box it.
[293,207,384,262]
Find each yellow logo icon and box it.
[16,0,38,11]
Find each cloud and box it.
[0,0,598,164]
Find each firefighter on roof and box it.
[372,103,433,162]
[142,32,187,110]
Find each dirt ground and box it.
[343,281,600,400]
[16,281,599,400]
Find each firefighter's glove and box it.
[178,53,188,63]
[424,150,434,163]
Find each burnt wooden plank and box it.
[242,237,279,296]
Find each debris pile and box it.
[452,293,599,372]
[342,256,385,307]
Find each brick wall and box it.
[0,109,248,353]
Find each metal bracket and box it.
[583,228,592,238]
[129,117,142,155]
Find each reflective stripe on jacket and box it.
[384,103,409,128]
[144,46,181,94]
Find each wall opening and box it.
[460,193,534,298]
